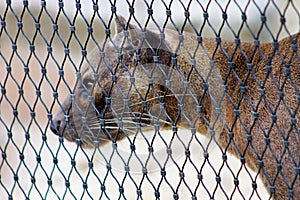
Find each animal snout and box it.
[50,118,62,136]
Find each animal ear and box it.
[114,15,142,49]
[115,16,136,34]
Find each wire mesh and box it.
[0,0,299,200]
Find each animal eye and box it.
[83,79,94,88]
[87,81,94,87]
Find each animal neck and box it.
[188,37,274,153]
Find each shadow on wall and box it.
[0,1,299,199]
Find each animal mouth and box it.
[49,99,157,145]
[50,120,61,136]
[50,102,75,138]
[98,112,127,139]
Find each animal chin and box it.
[100,116,123,141]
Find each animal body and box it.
[51,16,300,199]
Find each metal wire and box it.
[0,0,299,199]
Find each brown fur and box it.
[203,35,300,199]
[51,16,300,199]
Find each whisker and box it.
[86,115,172,127]
[78,93,193,121]
[104,117,153,122]
[104,117,172,126]
[88,122,153,130]
[81,110,173,132]
[120,113,172,125]
[79,132,111,144]
[104,121,154,128]
[89,126,138,134]
[92,111,166,121]
[110,93,192,112]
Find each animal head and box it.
[50,16,222,148]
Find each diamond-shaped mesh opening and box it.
[0,1,299,199]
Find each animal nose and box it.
[50,119,62,136]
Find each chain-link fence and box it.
[0,1,299,199]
